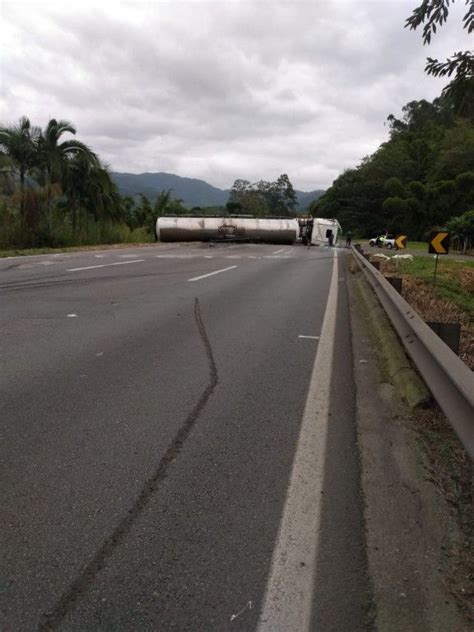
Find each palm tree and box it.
[0,116,40,220]
[37,119,97,232]
[63,153,123,237]
[62,150,98,236]
[37,119,90,182]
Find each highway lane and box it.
[1,243,371,630]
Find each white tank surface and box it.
[156,216,299,245]
[311,218,342,246]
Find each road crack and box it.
[38,297,218,631]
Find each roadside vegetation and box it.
[313,94,474,246]
[0,117,300,254]
[314,0,474,248]
[226,174,297,216]
[0,117,191,251]
[381,256,473,368]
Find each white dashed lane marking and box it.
[188,266,238,282]
[67,260,145,272]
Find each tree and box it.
[154,189,173,216]
[0,153,15,195]
[447,209,474,253]
[228,178,269,216]
[228,174,297,216]
[405,1,474,117]
[271,174,297,215]
[225,201,242,214]
[37,119,94,186]
[122,196,138,232]
[36,119,98,234]
[316,88,473,239]
[229,179,251,203]
[0,116,41,220]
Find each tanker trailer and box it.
[156,216,299,245]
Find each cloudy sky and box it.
[1,1,471,191]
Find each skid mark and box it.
[39,298,218,630]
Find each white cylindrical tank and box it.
[156,216,299,245]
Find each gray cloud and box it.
[1,0,471,190]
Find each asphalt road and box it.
[1,242,372,631]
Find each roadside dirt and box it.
[411,406,474,622]
[379,260,474,369]
[349,258,473,628]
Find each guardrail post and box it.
[386,277,402,294]
[427,322,461,355]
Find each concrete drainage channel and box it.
[351,245,474,461]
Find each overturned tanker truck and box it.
[298,217,342,246]
[156,216,300,245]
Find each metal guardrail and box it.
[352,246,474,460]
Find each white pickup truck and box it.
[369,234,396,249]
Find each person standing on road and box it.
[346,231,352,248]
[327,230,334,247]
[306,219,313,247]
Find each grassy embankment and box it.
[380,256,473,367]
[404,240,430,251]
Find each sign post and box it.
[429,231,450,289]
[433,254,440,289]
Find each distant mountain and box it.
[111,171,324,210]
[296,189,325,209]
[111,172,228,207]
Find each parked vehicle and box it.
[369,234,396,249]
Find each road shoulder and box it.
[346,258,470,631]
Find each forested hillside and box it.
[111,171,324,211]
[111,172,228,208]
[311,94,474,240]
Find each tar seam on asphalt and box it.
[38,297,218,631]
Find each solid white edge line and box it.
[67,259,144,272]
[188,265,237,282]
[257,250,339,632]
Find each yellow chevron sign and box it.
[429,231,450,255]
[395,234,407,249]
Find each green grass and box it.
[405,241,428,251]
[359,239,428,251]
[394,256,474,315]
